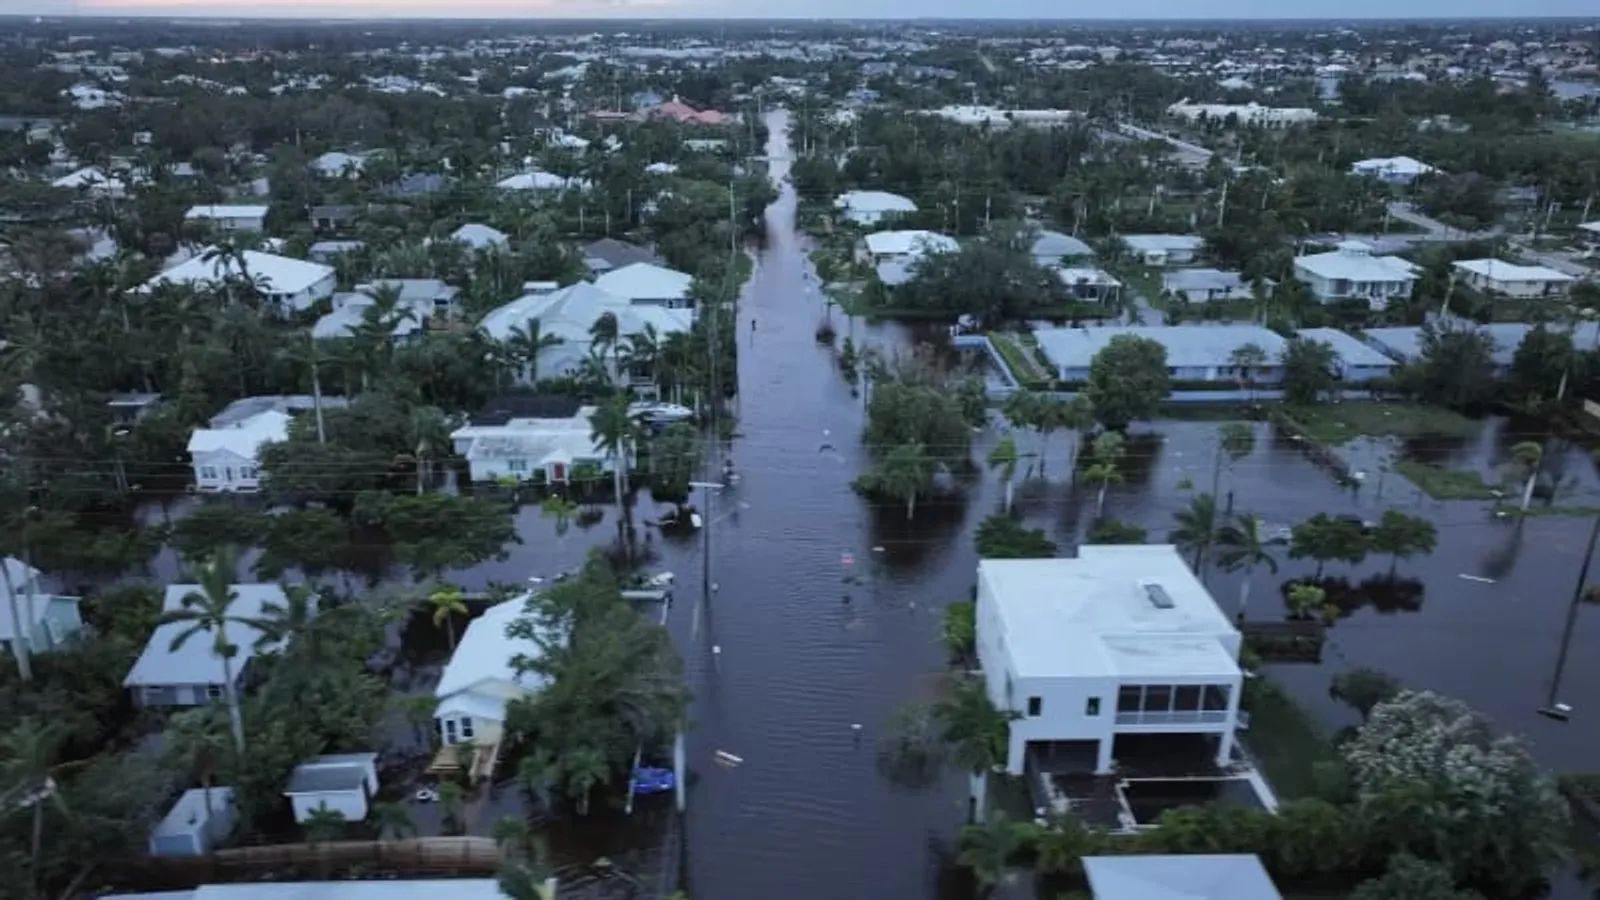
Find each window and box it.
[460,718,475,740]
[442,718,458,745]
[507,459,529,473]
[1085,697,1101,717]
[1026,696,1042,717]
[1174,686,1202,712]
[199,466,218,480]
[239,466,257,480]
[1203,685,1231,712]
[1142,685,1173,713]
[1117,685,1142,712]
[205,685,224,701]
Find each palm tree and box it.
[876,442,935,520]
[1169,492,1220,576]
[252,583,325,662]
[302,807,347,845]
[164,706,232,852]
[589,311,620,383]
[492,814,532,852]
[1509,440,1544,512]
[1215,513,1279,622]
[1083,432,1125,518]
[589,393,636,514]
[508,317,564,385]
[933,675,1019,824]
[563,746,610,816]
[371,801,418,840]
[620,324,661,393]
[162,548,255,752]
[956,813,1033,896]
[987,435,1020,513]
[0,717,71,882]
[429,584,469,650]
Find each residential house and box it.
[495,171,591,194]
[186,409,290,492]
[593,262,695,309]
[208,394,348,429]
[1055,268,1122,304]
[834,190,917,227]
[139,249,336,314]
[385,172,449,198]
[148,787,237,858]
[313,279,457,341]
[310,151,366,178]
[643,98,731,126]
[1364,320,1594,378]
[52,166,126,199]
[1292,241,1420,309]
[1082,854,1283,900]
[309,205,358,233]
[183,205,268,234]
[1120,234,1204,268]
[1350,155,1438,184]
[1030,230,1095,268]
[433,597,551,748]
[1451,259,1575,299]
[1163,268,1254,303]
[1166,100,1316,127]
[479,281,691,385]
[107,392,163,425]
[0,557,84,658]
[1295,327,1398,383]
[123,583,288,707]
[1034,324,1287,384]
[975,546,1245,777]
[283,753,379,823]
[581,237,660,275]
[308,240,365,262]
[450,398,616,485]
[451,223,508,251]
[682,139,727,153]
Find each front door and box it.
[551,463,567,483]
[442,718,458,745]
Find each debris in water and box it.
[714,750,743,768]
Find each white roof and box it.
[1579,221,1600,236]
[1351,155,1437,176]
[1034,324,1288,371]
[496,170,590,191]
[184,205,268,221]
[1452,258,1575,284]
[1121,234,1203,253]
[862,230,959,257]
[123,584,287,688]
[142,248,334,297]
[52,166,122,190]
[0,557,51,639]
[152,787,235,838]
[185,409,292,458]
[1294,328,1396,368]
[102,882,509,900]
[1083,854,1282,900]
[434,597,550,718]
[835,190,917,214]
[452,223,507,249]
[1293,243,1420,283]
[1055,267,1120,288]
[592,262,693,302]
[479,282,690,375]
[979,546,1239,680]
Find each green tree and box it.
[1169,492,1220,575]
[1215,513,1278,621]
[563,746,611,816]
[1280,337,1340,407]
[941,601,976,666]
[1368,510,1438,576]
[429,584,469,650]
[987,434,1020,513]
[1084,334,1170,431]
[956,812,1034,894]
[1330,668,1402,722]
[648,422,701,507]
[933,675,1020,824]
[0,717,71,884]
[873,441,936,520]
[1350,855,1483,900]
[974,514,1057,559]
[373,492,519,582]
[1289,513,1370,578]
[1505,441,1544,512]
[588,393,636,516]
[162,548,258,752]
[1083,431,1125,517]
[1403,321,1498,411]
[1087,517,1147,544]
[1505,324,1574,413]
[301,807,347,845]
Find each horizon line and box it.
[9,12,1597,22]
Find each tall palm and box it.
[620,325,661,392]
[371,801,418,840]
[1215,513,1279,622]
[161,547,254,752]
[429,584,469,650]
[0,716,71,884]
[987,435,1020,514]
[957,813,1032,896]
[1169,492,1220,576]
[589,312,620,383]
[1083,431,1125,518]
[589,393,636,514]
[934,674,1019,825]
[877,442,935,520]
[563,746,610,816]
[252,583,323,662]
[657,331,697,405]
[508,317,564,385]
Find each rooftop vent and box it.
[1142,582,1175,610]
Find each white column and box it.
[1216,682,1242,767]
[1095,737,1114,775]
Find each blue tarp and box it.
[631,767,676,795]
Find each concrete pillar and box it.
[1217,682,1243,768]
[1095,737,1115,775]
[968,770,988,823]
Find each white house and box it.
[283,753,379,824]
[313,279,458,342]
[183,205,269,234]
[1579,221,1600,250]
[139,249,336,314]
[1083,854,1283,900]
[1033,324,1288,384]
[450,405,614,485]
[310,151,367,178]
[451,223,508,251]
[975,546,1244,776]
[834,190,917,227]
[1120,234,1204,268]
[1030,230,1095,268]
[856,230,960,265]
[51,166,126,199]
[186,409,291,493]
[1295,328,1398,383]
[1055,268,1122,304]
[0,557,84,658]
[1350,155,1438,184]
[1163,268,1254,303]
[434,598,550,749]
[148,787,237,858]
[123,583,288,707]
[478,281,692,385]
[593,262,695,309]
[496,170,591,193]
[1292,241,1420,309]
[1166,100,1316,127]
[1451,259,1575,299]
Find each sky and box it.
[6,0,1598,19]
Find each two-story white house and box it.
[450,403,616,485]
[1451,259,1575,299]
[975,545,1245,778]
[0,557,84,658]
[186,409,291,493]
[183,205,269,234]
[139,248,337,314]
[1292,241,1420,309]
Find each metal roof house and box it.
[834,190,917,227]
[1119,234,1203,267]
[433,598,551,752]
[148,787,237,858]
[283,753,379,824]
[1294,327,1399,383]
[1083,854,1282,900]
[1292,241,1420,309]
[1033,324,1288,384]
[123,584,289,708]
[976,546,1245,777]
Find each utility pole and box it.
[308,335,326,445]
[1539,513,1600,721]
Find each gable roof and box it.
[592,262,693,302]
[123,583,287,688]
[1082,854,1282,900]
[582,238,659,271]
[141,249,334,298]
[185,409,292,458]
[434,597,551,702]
[0,557,55,640]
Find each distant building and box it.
[1292,241,1420,309]
[1166,100,1316,127]
[1120,234,1203,268]
[184,205,269,234]
[1350,155,1439,184]
[1451,259,1574,299]
[834,190,917,227]
[1033,324,1288,384]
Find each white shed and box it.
[283,753,378,823]
[148,787,237,857]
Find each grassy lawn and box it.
[1107,262,1165,307]
[1392,459,1501,501]
[1242,679,1338,801]
[989,332,1045,382]
[1285,402,1480,447]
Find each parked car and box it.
[630,402,695,427]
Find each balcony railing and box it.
[1114,710,1229,727]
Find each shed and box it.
[148,787,236,858]
[283,753,378,823]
